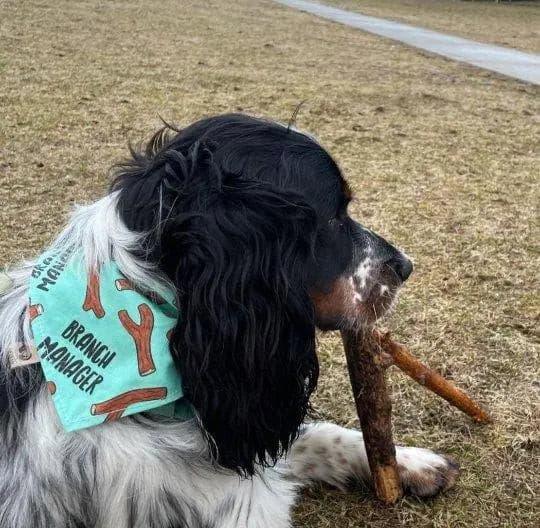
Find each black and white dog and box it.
[0,114,458,528]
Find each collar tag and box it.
[9,343,41,369]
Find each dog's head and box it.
[112,114,412,475]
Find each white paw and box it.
[396,446,460,497]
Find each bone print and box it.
[82,268,105,318]
[90,387,168,422]
[46,381,57,395]
[118,304,156,376]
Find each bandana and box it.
[28,249,193,431]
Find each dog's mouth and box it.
[351,276,400,325]
[311,264,405,331]
[348,258,407,326]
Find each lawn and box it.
[1,1,538,527]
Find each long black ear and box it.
[114,137,320,475]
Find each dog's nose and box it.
[387,255,413,282]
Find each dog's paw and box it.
[396,446,460,498]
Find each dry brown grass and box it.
[1,1,539,527]
[326,0,540,53]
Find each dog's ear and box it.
[144,144,319,476]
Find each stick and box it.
[341,329,403,504]
[115,278,167,305]
[90,387,168,422]
[115,278,134,291]
[118,304,156,376]
[28,303,43,322]
[83,268,105,319]
[373,330,491,424]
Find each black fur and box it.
[111,114,355,475]
[0,360,43,418]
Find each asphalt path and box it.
[273,0,540,85]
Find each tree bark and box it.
[341,329,403,504]
[372,330,491,424]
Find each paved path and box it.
[273,0,540,85]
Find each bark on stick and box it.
[341,329,403,504]
[373,330,491,424]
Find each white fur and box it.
[353,256,373,302]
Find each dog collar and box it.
[28,249,193,431]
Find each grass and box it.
[324,0,540,53]
[1,1,539,526]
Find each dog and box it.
[0,114,459,528]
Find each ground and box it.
[0,1,538,527]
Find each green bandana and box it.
[29,249,193,431]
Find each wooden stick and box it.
[340,328,490,503]
[341,329,403,504]
[373,330,491,424]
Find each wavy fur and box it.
[111,116,328,474]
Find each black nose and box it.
[387,255,413,282]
